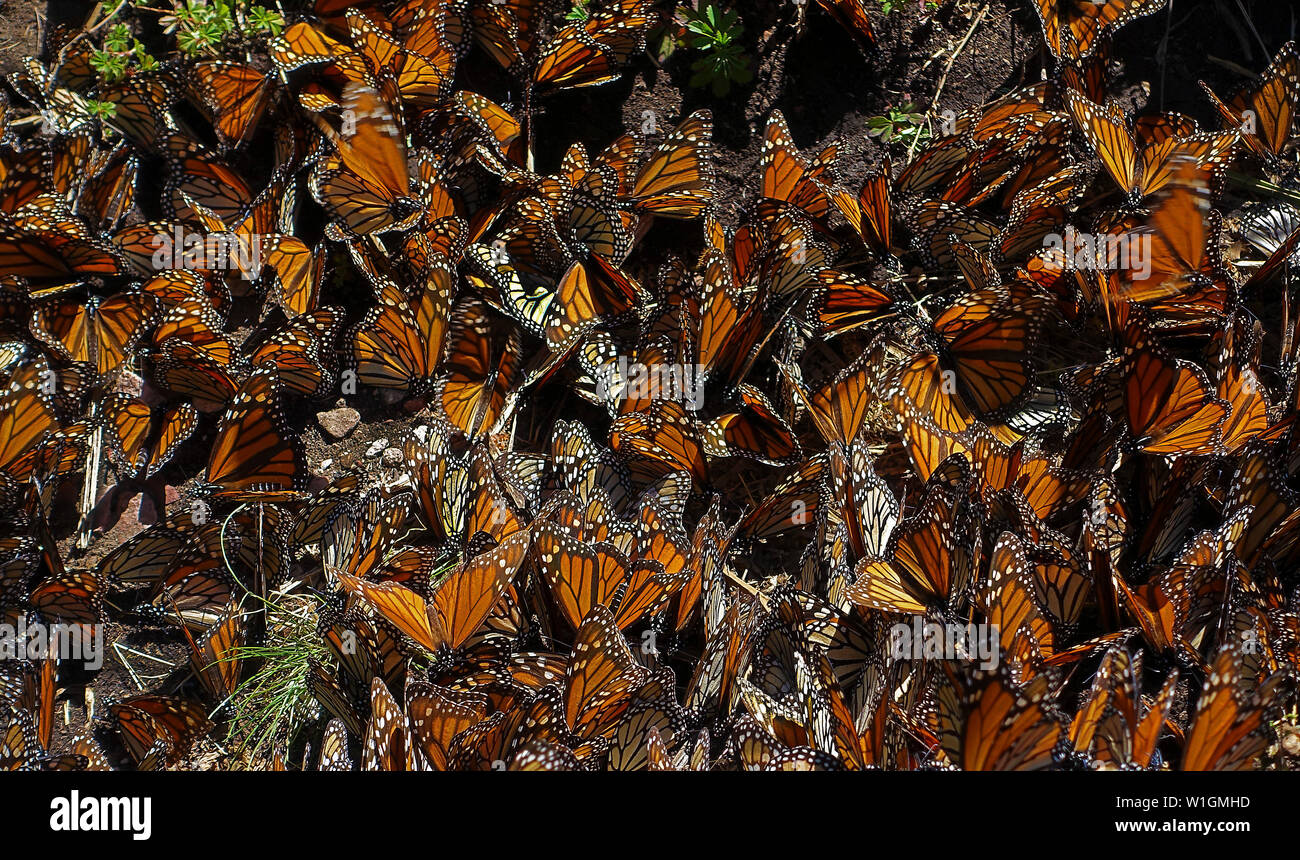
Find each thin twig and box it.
[1233,0,1269,57]
[76,405,103,551]
[929,2,989,116]
[1157,0,1174,111]
[1207,54,1261,80]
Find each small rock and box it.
[381,447,403,467]
[1281,723,1300,758]
[413,425,430,444]
[365,438,389,458]
[319,458,333,471]
[317,407,361,440]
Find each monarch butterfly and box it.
[147,295,237,406]
[187,607,246,701]
[778,350,878,448]
[270,17,357,74]
[92,509,210,590]
[896,131,978,200]
[251,308,341,399]
[846,473,975,616]
[334,527,530,657]
[322,491,414,588]
[1200,41,1300,169]
[465,446,528,544]
[1063,89,1237,203]
[310,82,422,237]
[343,9,459,107]
[467,241,633,356]
[828,158,893,256]
[932,263,1048,418]
[70,734,111,771]
[1182,644,1288,770]
[315,717,353,771]
[432,297,522,439]
[611,400,710,485]
[204,368,304,498]
[0,205,123,281]
[759,111,838,224]
[406,681,489,770]
[533,0,656,91]
[0,358,60,483]
[891,351,1015,484]
[364,676,420,771]
[111,695,214,767]
[1130,510,1249,660]
[467,0,551,74]
[1112,159,1229,327]
[817,269,895,336]
[1123,331,1228,456]
[707,383,801,466]
[90,292,158,378]
[442,90,527,169]
[101,393,198,478]
[1215,362,1269,452]
[1235,201,1300,290]
[564,604,649,740]
[1034,0,1166,60]
[190,61,273,150]
[902,198,1000,268]
[547,418,634,509]
[151,338,238,407]
[0,148,49,213]
[747,200,830,295]
[534,519,684,632]
[1,712,85,771]
[822,441,897,561]
[609,670,682,771]
[98,72,179,151]
[1070,648,1177,768]
[147,540,238,633]
[732,712,841,771]
[732,458,822,550]
[259,235,326,317]
[151,296,230,360]
[929,664,1066,770]
[977,532,1057,675]
[162,135,255,227]
[629,111,715,219]
[406,427,471,544]
[679,247,765,391]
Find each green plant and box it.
[565,0,592,21]
[86,100,119,121]
[682,3,752,97]
[90,22,156,82]
[224,592,327,768]
[879,0,938,14]
[87,1,284,80]
[866,102,930,146]
[158,0,284,58]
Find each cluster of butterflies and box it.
[2,0,1299,771]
